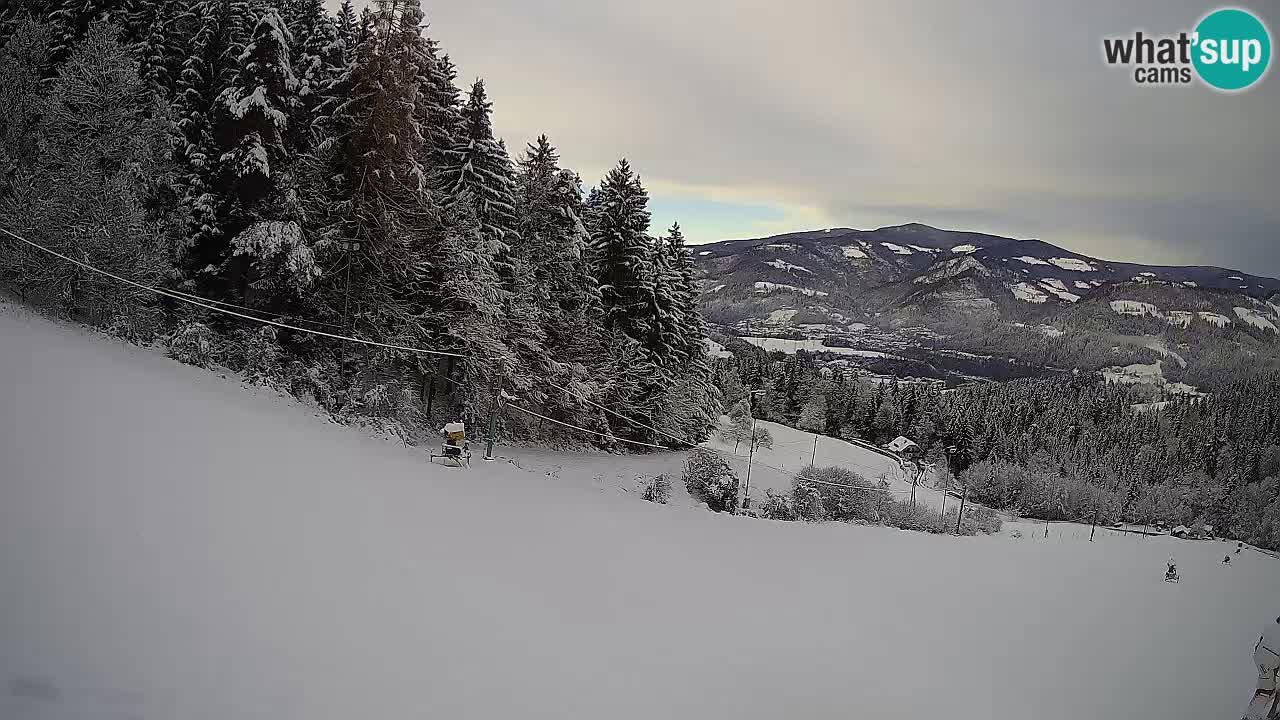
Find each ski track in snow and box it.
[0,301,1275,720]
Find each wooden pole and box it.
[811,434,819,466]
[340,252,352,378]
[484,375,501,462]
[940,473,948,522]
[1090,508,1100,542]
[743,415,757,512]
[956,486,968,534]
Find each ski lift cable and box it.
[4,227,661,453]
[161,285,347,329]
[3,228,928,474]
[544,378,912,479]
[505,404,670,451]
[0,227,469,360]
[409,359,675,451]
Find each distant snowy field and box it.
[2,301,1277,720]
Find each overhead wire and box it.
[0,227,468,359]
[1,226,923,471]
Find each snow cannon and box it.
[444,422,466,445]
[431,422,471,467]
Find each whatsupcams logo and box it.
[1102,7,1271,91]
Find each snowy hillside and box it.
[700,417,957,514]
[2,302,1277,720]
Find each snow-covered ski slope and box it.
[1,301,1277,720]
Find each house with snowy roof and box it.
[886,436,920,457]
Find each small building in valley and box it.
[887,436,920,457]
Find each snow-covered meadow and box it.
[2,302,1277,720]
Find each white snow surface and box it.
[950,244,979,253]
[1009,282,1049,303]
[1234,306,1279,333]
[1199,312,1232,328]
[1048,257,1097,272]
[1169,311,1232,329]
[1074,280,1093,290]
[703,338,734,359]
[880,242,913,255]
[697,250,713,256]
[0,303,1274,720]
[1013,323,1066,339]
[753,282,828,297]
[764,259,811,274]
[840,245,868,259]
[1014,255,1049,266]
[1167,311,1194,328]
[1110,300,1164,319]
[740,336,892,359]
[1103,362,1165,384]
[1037,278,1081,303]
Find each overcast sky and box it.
[334,1,1279,274]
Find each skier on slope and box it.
[1165,557,1178,582]
[1244,617,1280,720]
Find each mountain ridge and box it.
[698,223,1280,288]
[694,222,1280,388]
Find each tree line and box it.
[0,0,719,446]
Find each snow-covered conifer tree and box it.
[334,0,357,58]
[417,41,463,175]
[305,0,436,349]
[172,0,252,281]
[211,5,313,303]
[441,79,519,266]
[0,22,171,327]
[590,159,655,345]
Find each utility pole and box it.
[1090,507,1100,542]
[910,471,918,511]
[940,472,948,520]
[810,433,819,467]
[955,485,968,534]
[484,374,502,462]
[747,415,752,509]
[339,239,357,378]
[742,389,764,513]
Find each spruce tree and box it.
[590,159,654,345]
[0,22,171,324]
[306,0,436,350]
[212,4,311,303]
[131,0,186,92]
[441,79,518,265]
[415,33,462,175]
[172,0,252,284]
[46,0,136,62]
[649,232,683,367]
[282,0,342,154]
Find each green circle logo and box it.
[1192,8,1271,91]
